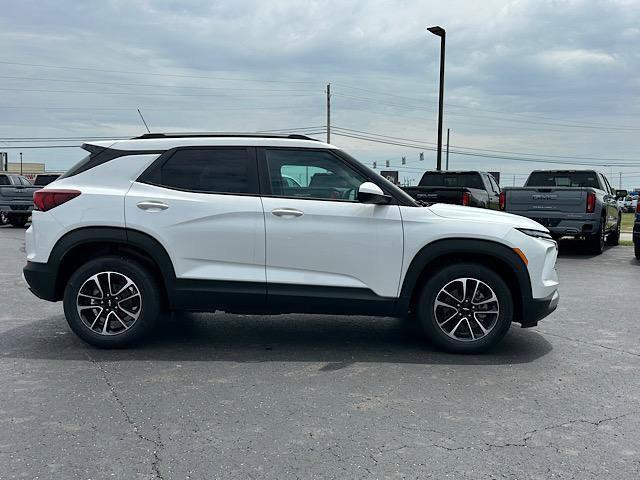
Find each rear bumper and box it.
[520,290,559,328]
[510,213,601,237]
[0,203,33,213]
[23,261,58,301]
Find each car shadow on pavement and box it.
[0,312,552,366]
[556,238,610,257]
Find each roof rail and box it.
[131,132,319,141]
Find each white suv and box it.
[23,133,559,353]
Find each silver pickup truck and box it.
[0,173,39,227]
[501,170,626,254]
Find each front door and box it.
[259,148,404,312]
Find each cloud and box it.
[0,0,639,186]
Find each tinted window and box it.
[149,148,254,194]
[0,175,9,185]
[419,173,484,189]
[265,149,367,201]
[526,171,599,188]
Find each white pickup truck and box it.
[0,173,39,227]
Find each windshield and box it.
[419,172,483,189]
[526,171,599,188]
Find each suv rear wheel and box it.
[416,263,513,354]
[63,256,161,348]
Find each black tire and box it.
[587,221,605,254]
[63,255,161,348]
[0,212,7,225]
[416,263,513,354]
[635,242,640,261]
[606,215,621,246]
[8,214,28,228]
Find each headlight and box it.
[516,228,554,240]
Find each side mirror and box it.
[616,189,628,199]
[358,182,391,205]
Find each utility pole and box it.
[20,152,23,175]
[326,83,331,144]
[619,172,622,189]
[446,128,450,170]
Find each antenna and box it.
[137,108,151,134]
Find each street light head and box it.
[427,26,445,37]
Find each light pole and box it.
[20,152,23,175]
[427,25,446,171]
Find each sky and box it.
[1,0,639,187]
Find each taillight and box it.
[499,191,506,210]
[636,201,640,214]
[33,189,81,212]
[462,192,471,206]
[586,192,596,213]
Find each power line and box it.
[332,126,639,162]
[0,87,320,98]
[333,82,638,129]
[0,75,318,93]
[0,60,318,85]
[333,93,640,132]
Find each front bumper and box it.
[23,261,58,302]
[520,289,559,328]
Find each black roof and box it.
[131,132,319,141]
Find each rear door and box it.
[600,174,618,230]
[125,147,266,305]
[259,148,403,307]
[485,174,501,210]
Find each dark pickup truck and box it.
[0,173,39,227]
[402,171,501,209]
[501,170,625,254]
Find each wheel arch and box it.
[398,238,532,325]
[50,226,175,303]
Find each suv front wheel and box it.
[416,263,513,354]
[63,256,161,348]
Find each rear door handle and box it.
[137,200,169,211]
[271,208,303,217]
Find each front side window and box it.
[146,148,255,194]
[265,149,367,201]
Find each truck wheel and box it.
[8,214,28,228]
[416,263,513,354]
[0,212,7,225]
[63,256,161,348]
[588,222,605,254]
[635,242,640,261]
[606,215,621,246]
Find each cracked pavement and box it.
[1,225,639,479]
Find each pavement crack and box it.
[85,352,164,479]
[539,330,640,358]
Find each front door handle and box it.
[137,200,169,211]
[271,208,304,217]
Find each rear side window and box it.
[143,148,257,195]
[0,175,9,185]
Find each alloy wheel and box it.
[76,271,142,335]
[433,277,500,342]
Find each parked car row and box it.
[0,173,61,227]
[402,169,626,255]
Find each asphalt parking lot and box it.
[1,225,639,479]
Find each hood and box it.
[427,203,548,232]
